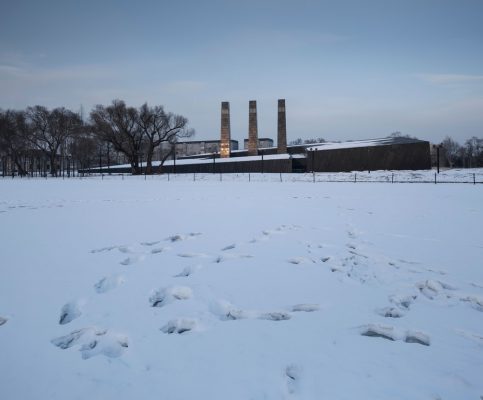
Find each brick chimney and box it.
[277,99,287,154]
[220,101,231,158]
[248,100,258,156]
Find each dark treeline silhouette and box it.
[0,100,194,176]
[289,137,326,145]
[440,136,483,168]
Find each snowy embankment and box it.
[0,175,482,399]
[86,168,483,184]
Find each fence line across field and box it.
[5,170,482,184]
[104,171,483,184]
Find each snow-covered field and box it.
[0,172,482,400]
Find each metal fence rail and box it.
[4,170,482,184]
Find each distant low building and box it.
[243,138,274,150]
[306,137,431,172]
[166,140,239,158]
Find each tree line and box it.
[440,136,483,168]
[0,100,194,176]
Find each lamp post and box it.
[436,144,441,174]
[98,146,102,176]
[173,143,177,174]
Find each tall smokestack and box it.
[248,100,258,156]
[277,99,287,154]
[220,101,231,158]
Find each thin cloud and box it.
[0,52,111,83]
[417,73,483,85]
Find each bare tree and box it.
[90,100,144,174]
[26,106,83,176]
[0,110,30,176]
[388,131,416,139]
[289,137,325,146]
[137,103,194,174]
[464,136,483,168]
[303,137,326,144]
[69,133,99,172]
[441,136,462,167]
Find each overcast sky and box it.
[1,0,482,144]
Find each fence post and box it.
[168,172,170,181]
[354,173,357,183]
[280,172,282,182]
[391,173,394,184]
[249,173,251,182]
[313,171,315,183]
[220,172,222,182]
[474,173,476,185]
[193,173,196,181]
[434,173,437,184]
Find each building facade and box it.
[243,138,274,150]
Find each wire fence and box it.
[5,169,482,184]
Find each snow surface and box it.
[0,172,482,399]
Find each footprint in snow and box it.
[360,324,430,346]
[151,246,169,254]
[90,245,119,254]
[161,318,198,334]
[291,304,320,312]
[149,286,192,307]
[288,257,315,265]
[398,258,421,266]
[166,233,201,243]
[416,280,455,300]
[174,265,202,278]
[460,295,483,312]
[376,307,405,318]
[470,282,483,290]
[405,330,431,346]
[285,364,302,395]
[213,301,292,322]
[259,311,292,321]
[94,275,125,294]
[59,301,83,325]
[118,246,134,254]
[141,241,160,246]
[262,225,296,237]
[51,327,128,359]
[0,316,8,326]
[212,301,255,321]
[214,253,253,263]
[221,243,236,251]
[360,324,397,341]
[389,294,418,310]
[177,252,210,259]
[347,230,357,239]
[120,254,145,265]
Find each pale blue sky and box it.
[1,0,482,143]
